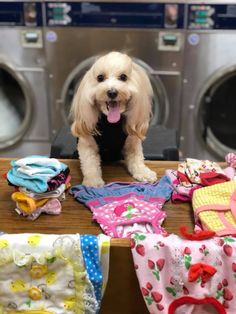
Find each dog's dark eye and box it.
[97,74,105,82]
[119,74,127,81]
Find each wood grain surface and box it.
[0,158,195,314]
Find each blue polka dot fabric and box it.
[80,235,103,308]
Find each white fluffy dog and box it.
[70,51,157,187]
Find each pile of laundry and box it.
[165,154,236,203]
[5,156,71,220]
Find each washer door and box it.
[0,63,32,150]
[62,56,169,126]
[198,67,236,158]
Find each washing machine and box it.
[180,0,236,161]
[44,0,186,138]
[0,1,51,157]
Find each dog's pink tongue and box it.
[107,102,120,123]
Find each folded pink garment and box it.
[15,198,61,220]
[225,153,236,168]
[177,158,229,187]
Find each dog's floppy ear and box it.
[70,69,99,137]
[125,62,153,140]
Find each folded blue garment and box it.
[11,155,67,175]
[7,155,68,193]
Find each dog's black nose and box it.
[107,88,118,99]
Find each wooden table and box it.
[0,159,194,314]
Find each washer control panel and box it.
[45,2,185,29]
[0,2,43,26]
[158,32,182,51]
[188,4,236,29]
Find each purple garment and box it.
[70,176,173,209]
[47,168,70,191]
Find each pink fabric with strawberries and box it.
[131,233,236,313]
[92,196,166,238]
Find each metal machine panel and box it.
[180,1,236,160]
[188,3,236,29]
[0,0,51,157]
[0,2,43,27]
[45,2,185,29]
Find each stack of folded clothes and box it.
[6,155,70,220]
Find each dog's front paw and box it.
[82,176,105,187]
[132,167,157,183]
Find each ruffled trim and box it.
[0,247,56,267]
[0,235,98,314]
[7,310,54,314]
[53,235,98,314]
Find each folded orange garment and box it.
[11,192,48,214]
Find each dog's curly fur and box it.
[70,51,157,186]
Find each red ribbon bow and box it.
[179,225,215,241]
[188,263,217,284]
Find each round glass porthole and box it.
[198,69,236,158]
[0,64,32,149]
